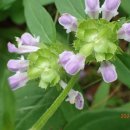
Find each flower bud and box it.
[85,0,100,19]
[98,61,117,83]
[8,72,29,90]
[117,23,130,42]
[16,32,40,46]
[7,56,29,72]
[8,42,40,54]
[58,13,78,33]
[59,51,85,75]
[101,0,121,21]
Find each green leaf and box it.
[80,115,130,130]
[24,0,56,43]
[39,0,55,5]
[64,110,130,130]
[120,0,130,16]
[15,81,65,130]
[9,0,25,24]
[55,0,86,19]
[115,102,130,112]
[92,82,110,109]
[0,0,16,10]
[0,71,15,130]
[113,54,130,88]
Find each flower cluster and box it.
[7,33,84,109]
[58,0,130,83]
[7,33,40,90]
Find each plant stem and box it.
[30,74,79,130]
[54,11,59,25]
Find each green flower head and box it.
[74,19,121,62]
[27,43,67,89]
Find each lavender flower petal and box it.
[16,32,40,46]
[118,23,130,42]
[101,0,121,21]
[64,54,85,75]
[58,13,78,33]
[59,51,74,66]
[75,92,84,110]
[8,72,29,90]
[66,89,84,110]
[60,80,84,110]
[98,61,117,83]
[85,0,100,19]
[8,42,18,53]
[7,56,29,72]
[8,42,40,54]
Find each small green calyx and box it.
[27,43,65,89]
[74,19,120,62]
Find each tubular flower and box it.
[16,32,40,46]
[59,51,85,75]
[117,23,130,42]
[7,56,29,72]
[58,13,78,33]
[85,0,100,19]
[8,32,40,54]
[60,80,84,110]
[8,72,29,90]
[98,61,117,83]
[8,42,40,54]
[101,0,121,21]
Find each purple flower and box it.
[85,0,100,19]
[16,32,40,46]
[8,42,40,54]
[59,51,74,66]
[66,89,84,110]
[58,13,78,33]
[8,72,29,90]
[117,23,130,42]
[64,54,85,75]
[7,56,29,72]
[98,61,117,83]
[60,80,84,110]
[59,51,85,75]
[101,0,121,21]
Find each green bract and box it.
[27,43,67,89]
[74,19,121,62]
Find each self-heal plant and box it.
[6,0,130,130]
